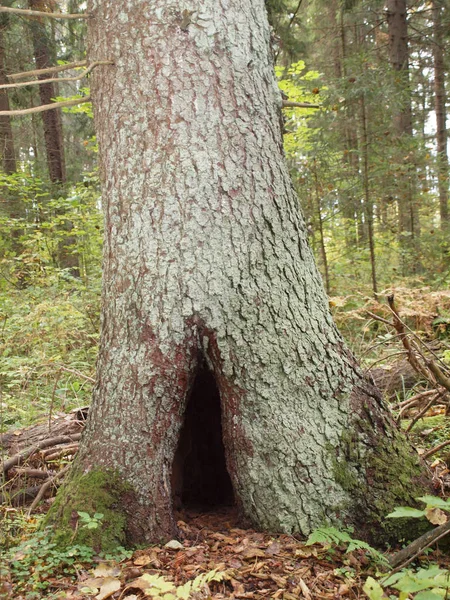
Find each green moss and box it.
[330,422,430,545]
[43,467,132,552]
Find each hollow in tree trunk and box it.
[46,0,431,551]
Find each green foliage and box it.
[306,527,389,566]
[131,569,224,599]
[365,566,450,600]
[3,526,95,594]
[77,511,104,530]
[387,496,450,521]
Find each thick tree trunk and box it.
[432,0,449,228]
[47,0,430,550]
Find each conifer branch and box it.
[0,62,113,90]
[0,6,89,20]
[0,96,91,117]
[282,100,320,109]
[9,61,87,81]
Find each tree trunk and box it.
[47,0,430,550]
[28,0,66,184]
[0,23,15,174]
[432,0,449,228]
[386,0,420,270]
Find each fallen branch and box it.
[10,468,50,479]
[0,61,113,90]
[388,519,450,570]
[0,6,89,19]
[8,61,87,81]
[1,433,82,474]
[43,444,79,462]
[27,465,70,515]
[0,96,91,117]
[421,439,450,460]
[406,392,443,433]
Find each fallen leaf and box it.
[299,578,312,599]
[92,563,121,578]
[95,577,121,600]
[133,555,152,566]
[426,507,448,525]
[241,547,266,560]
[265,542,281,555]
[164,539,184,550]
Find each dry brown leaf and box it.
[426,507,448,525]
[241,547,266,560]
[133,555,153,566]
[265,542,281,555]
[92,563,121,578]
[299,578,312,599]
[95,577,121,600]
[338,583,350,595]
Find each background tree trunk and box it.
[47,0,430,549]
[0,17,15,174]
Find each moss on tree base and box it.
[43,467,132,553]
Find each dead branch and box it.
[43,444,79,462]
[393,389,437,411]
[8,61,87,81]
[10,468,49,479]
[0,96,91,117]
[58,366,95,383]
[1,433,82,474]
[406,392,444,432]
[0,61,113,90]
[282,100,320,109]
[388,518,450,569]
[27,465,70,515]
[422,439,450,460]
[0,6,89,20]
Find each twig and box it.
[0,6,89,19]
[393,389,437,410]
[406,392,443,432]
[8,61,87,81]
[27,465,70,515]
[366,310,392,326]
[0,61,113,90]
[422,439,450,460]
[58,366,95,383]
[282,100,320,109]
[0,96,90,117]
[1,433,82,473]
[365,351,407,372]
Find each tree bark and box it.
[432,0,449,228]
[47,0,431,549]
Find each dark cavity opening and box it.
[172,367,234,510]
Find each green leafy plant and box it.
[5,527,95,592]
[128,569,225,599]
[306,527,389,566]
[364,566,450,600]
[387,496,450,525]
[77,511,104,530]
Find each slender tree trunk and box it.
[0,22,15,174]
[47,0,430,550]
[432,0,449,228]
[28,0,66,184]
[312,160,330,294]
[360,94,377,297]
[386,0,420,270]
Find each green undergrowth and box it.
[0,280,100,432]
